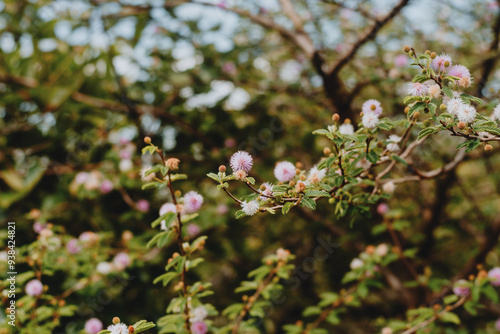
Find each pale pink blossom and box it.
[26,279,43,296]
[274,161,296,182]
[159,203,177,230]
[453,280,470,296]
[362,99,383,115]
[431,54,452,72]
[191,321,208,334]
[66,239,81,254]
[113,252,131,271]
[136,199,150,212]
[183,191,204,213]
[488,267,500,286]
[241,200,259,216]
[407,82,428,97]
[85,318,103,334]
[230,151,254,173]
[100,180,113,193]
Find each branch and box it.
[329,0,410,76]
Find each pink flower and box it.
[488,267,500,286]
[216,1,226,9]
[222,62,236,74]
[75,172,89,184]
[33,221,46,234]
[362,99,383,115]
[408,82,428,97]
[66,239,81,254]
[216,204,229,215]
[26,279,43,296]
[431,54,452,72]
[377,203,389,215]
[85,318,103,334]
[453,280,470,296]
[187,224,201,237]
[447,65,470,79]
[79,231,97,244]
[394,54,408,68]
[119,150,132,160]
[113,252,131,270]
[496,318,500,331]
[259,182,274,199]
[100,180,113,194]
[230,151,254,173]
[159,203,177,230]
[191,321,208,334]
[274,161,296,182]
[183,191,204,213]
[136,199,150,212]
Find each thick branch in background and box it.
[477,0,500,97]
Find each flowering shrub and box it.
[1,1,500,329]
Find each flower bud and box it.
[332,113,340,122]
[295,181,306,193]
[234,170,247,180]
[440,104,446,111]
[403,46,410,53]
[295,162,303,169]
[295,168,301,175]
[174,190,182,197]
[422,69,427,74]
[299,175,306,181]
[404,106,410,114]
[144,136,151,144]
[430,52,437,59]
[444,60,450,67]
[344,118,351,124]
[219,165,226,173]
[457,121,466,130]
[129,325,135,333]
[323,147,331,155]
[165,158,180,170]
[425,50,431,55]
[485,144,493,151]
[289,181,296,187]
[423,120,432,127]
[414,111,420,118]
[365,245,375,255]
[113,317,120,324]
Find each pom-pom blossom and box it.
[96,262,113,275]
[447,65,472,88]
[100,180,113,194]
[488,267,500,286]
[25,279,43,296]
[190,306,208,323]
[136,199,150,212]
[338,123,354,135]
[113,252,131,271]
[382,181,396,194]
[159,203,177,230]
[241,200,260,216]
[350,258,363,270]
[491,104,500,121]
[431,53,452,72]
[191,321,208,334]
[107,323,129,334]
[428,84,441,99]
[408,82,428,97]
[456,104,477,124]
[496,318,500,331]
[386,135,402,152]
[362,99,383,115]
[362,112,379,129]
[85,318,103,334]
[452,280,470,296]
[274,161,296,182]
[446,98,466,116]
[356,158,371,170]
[259,182,274,199]
[183,191,204,213]
[308,166,326,183]
[230,151,254,173]
[66,239,81,254]
[140,167,155,182]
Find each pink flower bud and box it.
[26,279,43,296]
[85,318,103,334]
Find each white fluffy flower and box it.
[456,104,477,123]
[190,306,208,323]
[491,104,500,121]
[308,166,326,183]
[356,158,371,170]
[119,159,133,172]
[96,262,113,275]
[140,166,155,182]
[382,181,396,194]
[159,203,177,230]
[386,135,402,152]
[274,161,296,182]
[241,200,259,216]
[107,323,129,334]
[338,123,354,135]
[446,98,466,116]
[259,182,274,200]
[428,84,441,99]
[407,82,428,97]
[350,258,363,270]
[362,112,379,129]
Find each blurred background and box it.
[1,0,500,332]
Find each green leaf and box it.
[456,139,481,153]
[300,197,316,210]
[151,212,176,229]
[408,102,427,119]
[440,311,460,325]
[304,190,331,198]
[391,154,407,166]
[417,127,440,140]
[443,295,459,305]
[442,86,453,98]
[366,150,378,164]
[153,272,178,286]
[282,202,294,215]
[460,93,483,105]
[302,306,321,317]
[473,125,500,136]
